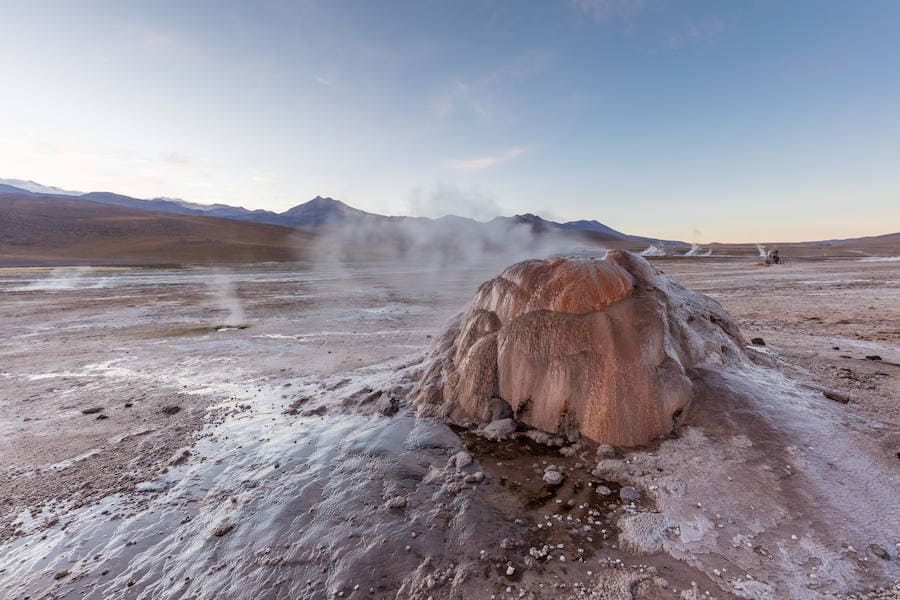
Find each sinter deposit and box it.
[414,251,747,446]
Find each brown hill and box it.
[0,193,315,265]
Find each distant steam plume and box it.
[209,271,245,328]
[310,217,596,273]
[684,243,711,257]
[640,244,667,256]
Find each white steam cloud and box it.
[13,267,108,292]
[308,214,603,293]
[640,244,668,256]
[406,183,504,221]
[684,243,711,257]
[209,271,245,327]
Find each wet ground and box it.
[0,256,898,599]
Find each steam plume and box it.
[210,271,245,327]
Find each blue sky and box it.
[1,0,898,242]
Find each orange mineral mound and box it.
[414,251,747,446]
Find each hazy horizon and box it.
[2,1,899,243]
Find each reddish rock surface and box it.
[414,251,747,446]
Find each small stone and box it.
[596,444,616,458]
[864,355,882,361]
[168,448,191,466]
[53,570,69,580]
[543,469,565,486]
[385,496,407,509]
[595,485,612,496]
[823,390,851,404]
[374,394,400,416]
[619,486,639,502]
[750,337,766,346]
[81,407,103,415]
[482,418,517,440]
[464,471,485,484]
[506,565,515,576]
[160,405,182,415]
[450,451,473,469]
[212,522,234,537]
[869,544,890,560]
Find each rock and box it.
[617,513,670,554]
[823,390,850,404]
[464,471,485,484]
[81,407,103,414]
[750,337,766,346]
[449,451,473,469]
[619,486,640,502]
[53,570,69,580]
[212,522,234,537]
[869,544,890,560]
[542,469,565,486]
[522,430,551,445]
[168,448,191,466]
[412,253,747,446]
[96,414,108,420]
[596,444,616,458]
[595,485,612,496]
[865,355,883,361]
[487,397,513,421]
[445,482,463,494]
[160,405,182,415]
[482,418,517,440]
[505,565,515,576]
[385,496,407,509]
[374,394,399,416]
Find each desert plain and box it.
[0,252,897,600]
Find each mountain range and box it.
[2,178,897,266]
[0,178,675,244]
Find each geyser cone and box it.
[414,251,747,446]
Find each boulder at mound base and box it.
[413,252,747,446]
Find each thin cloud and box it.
[447,147,526,172]
[431,52,554,121]
[314,74,335,87]
[654,18,725,53]
[162,152,193,166]
[571,0,648,23]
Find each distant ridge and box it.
[0,177,666,241]
[1,183,898,265]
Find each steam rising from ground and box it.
[406,182,504,221]
[209,271,245,327]
[640,244,667,256]
[13,267,108,292]
[684,243,711,256]
[859,255,900,262]
[310,216,596,277]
